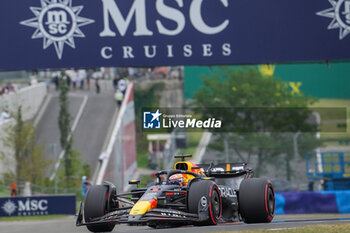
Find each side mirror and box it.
[129,180,140,185]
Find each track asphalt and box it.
[35,87,117,177]
[1,214,350,233]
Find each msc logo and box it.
[317,0,350,40]
[2,200,17,216]
[44,8,72,36]
[1,199,48,216]
[20,0,94,59]
[143,109,162,129]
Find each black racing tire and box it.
[188,180,222,225]
[84,185,116,232]
[238,178,275,223]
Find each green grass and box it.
[0,215,69,222]
[310,98,350,144]
[178,131,204,156]
[218,224,350,233]
[0,185,10,197]
[140,175,155,187]
[137,152,149,169]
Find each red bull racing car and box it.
[76,155,275,232]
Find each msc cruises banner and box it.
[0,0,350,70]
[0,195,76,217]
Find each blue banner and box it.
[1,0,350,70]
[0,195,76,217]
[275,191,350,215]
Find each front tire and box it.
[239,178,275,223]
[84,185,115,232]
[188,180,222,225]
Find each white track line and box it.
[34,94,52,127]
[49,95,88,181]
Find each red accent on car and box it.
[209,202,216,224]
[265,185,269,215]
[148,199,157,209]
[105,191,109,214]
[214,186,222,219]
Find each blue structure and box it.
[306,152,350,190]
[275,191,350,215]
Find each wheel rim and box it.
[267,187,275,215]
[212,189,221,218]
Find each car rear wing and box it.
[194,163,254,178]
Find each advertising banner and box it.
[0,195,76,217]
[184,63,350,99]
[1,0,350,70]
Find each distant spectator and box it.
[81,176,91,197]
[114,90,124,107]
[45,77,51,92]
[0,110,10,123]
[29,74,38,85]
[78,69,86,90]
[95,79,100,94]
[86,70,93,90]
[118,78,127,95]
[52,73,60,90]
[98,152,107,166]
[11,182,16,197]
[113,76,118,90]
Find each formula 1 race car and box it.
[76,155,275,232]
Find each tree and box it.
[58,77,75,187]
[193,67,321,177]
[1,107,50,193]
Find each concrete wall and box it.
[0,83,47,176]
[0,83,47,120]
[0,119,15,176]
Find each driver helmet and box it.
[169,174,185,186]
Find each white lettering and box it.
[100,0,153,37]
[183,44,192,57]
[101,46,113,59]
[47,11,68,24]
[190,0,229,34]
[30,200,38,211]
[202,44,213,56]
[18,200,30,211]
[38,200,48,211]
[186,119,196,127]
[222,43,231,56]
[203,119,211,128]
[156,0,185,36]
[178,121,184,128]
[123,46,134,58]
[167,45,174,57]
[144,45,157,58]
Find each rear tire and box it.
[239,178,275,223]
[188,180,222,225]
[84,185,116,232]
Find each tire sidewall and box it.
[238,178,275,223]
[188,180,222,225]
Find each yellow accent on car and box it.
[129,201,152,215]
